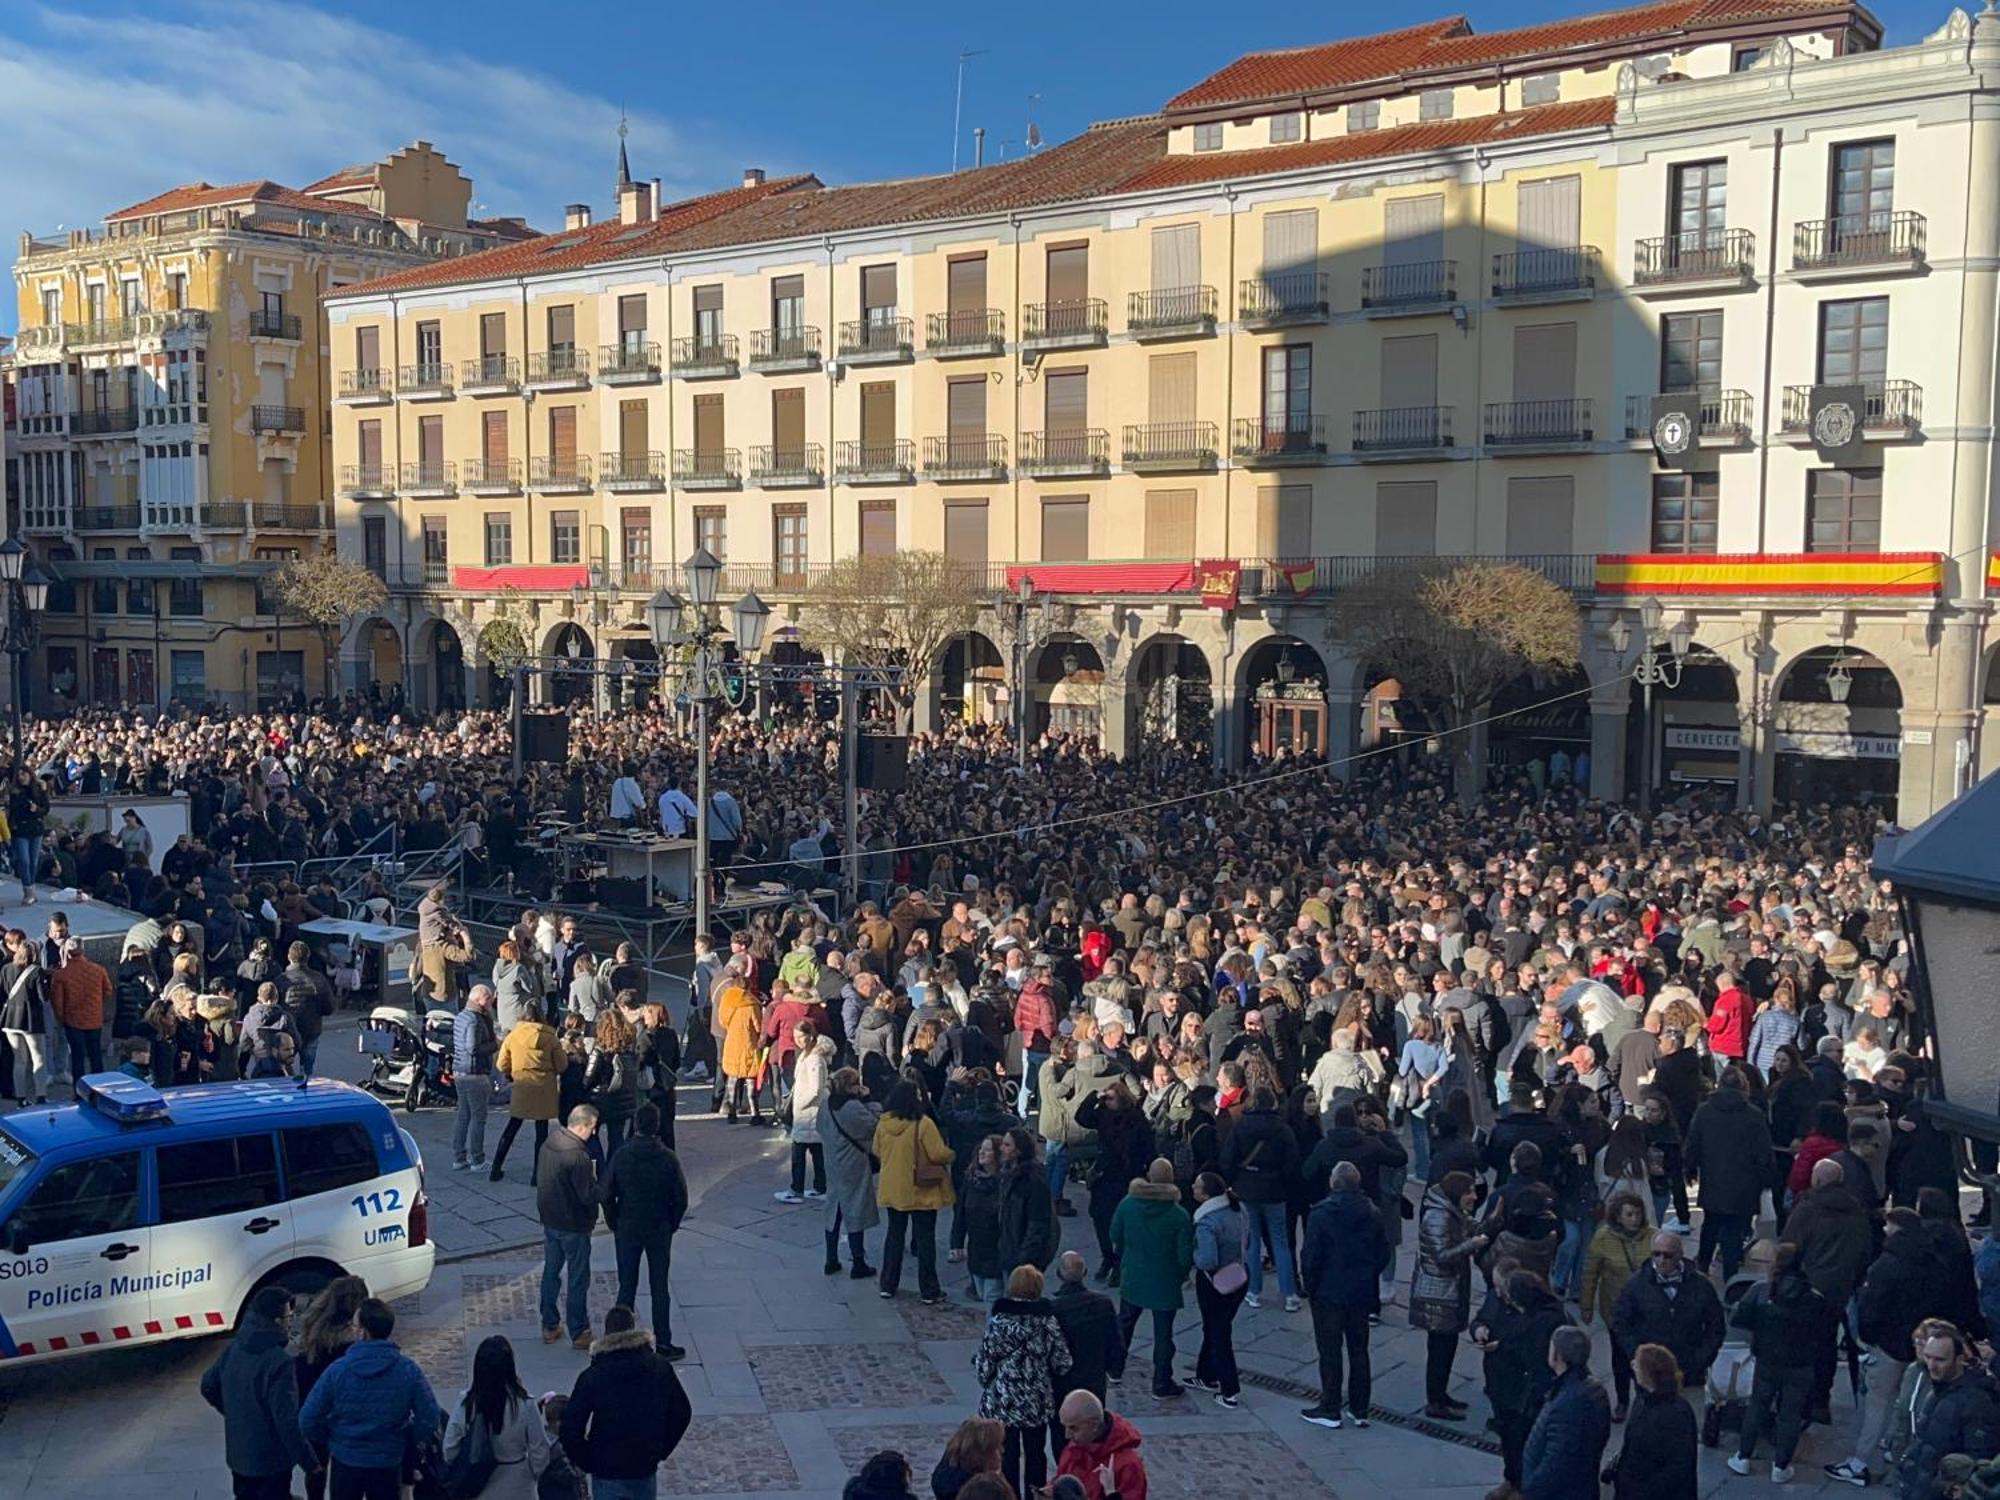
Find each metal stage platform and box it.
[453,879,842,969]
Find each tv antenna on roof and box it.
[952,48,989,172]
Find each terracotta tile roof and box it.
[334,175,819,296]
[302,165,375,194]
[1166,0,1863,110]
[1124,97,1615,190]
[105,179,383,222]
[468,216,542,241]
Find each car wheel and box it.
[239,1264,333,1329]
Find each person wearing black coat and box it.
[200,1286,317,1495]
[1858,1211,1952,1364]
[1047,1253,1123,1460]
[1217,1089,1302,1305]
[1481,1096,1568,1181]
[1899,1332,2000,1499]
[1607,1346,1699,1500]
[1298,1168,1389,1423]
[1611,1234,1726,1389]
[1729,1246,1828,1479]
[1520,1326,1612,1500]
[1474,1270,1567,1485]
[1680,1073,1773,1278]
[995,1132,1058,1274]
[598,1104,689,1359]
[561,1305,693,1487]
[1299,1107,1408,1207]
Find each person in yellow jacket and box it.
[491,1000,565,1185]
[873,1078,955,1303]
[1579,1190,1653,1422]
[716,978,766,1125]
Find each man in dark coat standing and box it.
[1612,1231,1726,1389]
[200,1285,318,1498]
[599,1102,689,1360]
[562,1302,694,1494]
[1521,1325,1612,1500]
[1298,1161,1388,1428]
[1681,1068,1772,1278]
[1048,1251,1123,1461]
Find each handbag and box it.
[912,1124,947,1189]
[1209,1261,1249,1295]
[437,1409,496,1500]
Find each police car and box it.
[0,1073,434,1366]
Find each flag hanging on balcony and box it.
[1648,392,1700,469]
[1276,561,1317,595]
[1197,559,1241,611]
[1809,384,1867,463]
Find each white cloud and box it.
[0,0,786,331]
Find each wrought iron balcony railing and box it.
[1238,272,1330,326]
[1483,398,1594,446]
[1633,229,1756,287]
[1022,299,1108,346]
[1352,406,1454,453]
[1127,286,1217,337]
[1793,211,1926,272]
[1360,260,1456,310]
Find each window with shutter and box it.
[773,504,808,586]
[1262,210,1317,275]
[947,255,987,317]
[1380,335,1438,410]
[1044,370,1087,435]
[618,294,648,337]
[1516,176,1583,286]
[692,284,723,346]
[621,507,651,578]
[483,411,509,468]
[694,506,727,560]
[859,500,896,557]
[693,394,723,459]
[551,510,581,565]
[947,377,986,461]
[549,406,577,467]
[771,275,805,328]
[418,415,443,468]
[772,388,805,459]
[1047,244,1088,305]
[944,501,988,569]
[1512,323,1577,404]
[358,420,381,474]
[355,326,380,374]
[860,382,896,456]
[547,304,575,353]
[861,264,897,322]
[1150,224,1200,292]
[1256,484,1313,558]
[1261,346,1311,436]
[1505,476,1576,554]
[480,312,506,359]
[1041,497,1090,561]
[1147,353,1196,424]
[483,514,512,566]
[1143,489,1196,558]
[619,400,648,458]
[1374,482,1437,556]
[1383,195,1444,264]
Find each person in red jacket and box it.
[1015,977,1060,1118]
[1055,1391,1147,1500]
[1705,978,1751,1061]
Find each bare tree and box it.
[269,554,388,700]
[797,551,981,730]
[1331,559,1582,806]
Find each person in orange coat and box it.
[716,978,766,1125]
[50,937,114,1087]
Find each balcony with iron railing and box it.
[1360,260,1457,314]
[1121,421,1219,472]
[1019,429,1110,478]
[423,560,450,585]
[337,367,393,403]
[249,309,302,341]
[1238,271,1330,328]
[460,355,520,394]
[71,406,138,437]
[338,464,394,498]
[462,457,523,493]
[251,404,306,435]
[832,438,915,482]
[748,326,821,372]
[1352,406,1455,456]
[1793,211,1926,275]
[749,443,825,487]
[837,316,914,364]
[670,334,739,378]
[529,454,594,491]
[1127,286,1217,339]
[601,450,667,489]
[1779,379,1923,440]
[400,460,457,495]
[250,503,330,531]
[673,448,742,489]
[597,340,661,383]
[1022,299,1108,349]
[76,505,146,532]
[1232,415,1328,465]
[526,348,591,387]
[1483,398,1595,448]
[921,434,1007,481]
[1623,388,1755,447]
[926,309,1005,357]
[397,362,453,398]
[1241,553,1598,597]
[1632,229,1756,292]
[70,316,140,347]
[1492,246,1600,302]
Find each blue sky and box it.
[0,0,1955,335]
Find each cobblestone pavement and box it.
[0,1040,1888,1497]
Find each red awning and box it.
[1005,562,1198,595]
[450,565,590,592]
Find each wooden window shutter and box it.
[1518,175,1582,247]
[355,326,379,370]
[618,294,647,334]
[1256,484,1313,558]
[860,382,895,447]
[1148,353,1196,424]
[549,405,577,464]
[1143,489,1196,559]
[1262,210,1317,273]
[861,264,897,312]
[480,312,506,357]
[358,419,381,471]
[618,399,648,456]
[948,255,987,315]
[1374,481,1437,556]
[548,304,575,349]
[1047,245,1088,304]
[771,274,805,304]
[1043,369,1087,433]
[860,500,896,557]
[1379,335,1438,409]
[944,501,988,567]
[1512,323,1577,404]
[418,415,443,466]
[1505,476,1576,553]
[772,388,805,454]
[1150,224,1200,291]
[482,411,509,468]
[1383,195,1444,264]
[1040,497,1090,561]
[693,394,723,457]
[692,284,723,315]
[947,377,986,441]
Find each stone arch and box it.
[1487,664,1594,789]
[344,616,404,702]
[410,614,466,714]
[1126,631,1213,751]
[1772,645,1904,814]
[1235,635,1330,760]
[1624,643,1742,799]
[1031,635,1104,744]
[543,620,595,709]
[938,630,1006,727]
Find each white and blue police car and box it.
[0,1073,434,1365]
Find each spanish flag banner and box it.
[1594,552,1944,598]
[1280,561,1318,595]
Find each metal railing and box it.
[526,348,590,383]
[1242,552,1598,596]
[670,334,739,374]
[837,317,914,358]
[1361,260,1456,308]
[251,404,305,434]
[461,457,523,489]
[203,500,249,529]
[1022,299,1108,343]
[422,560,450,584]
[1232,415,1327,460]
[749,443,825,483]
[1633,229,1756,286]
[601,450,667,486]
[925,309,1004,352]
[1238,272,1329,323]
[461,355,520,387]
[832,438,915,477]
[71,316,140,345]
[1018,429,1110,474]
[250,503,328,529]
[921,435,1007,475]
[1483,398,1594,445]
[748,326,821,365]
[672,448,741,484]
[1492,246,1600,297]
[77,505,144,531]
[339,368,391,399]
[1780,379,1923,433]
[338,464,393,496]
[397,362,453,395]
[597,340,661,378]
[71,407,138,435]
[1353,406,1454,451]
[400,460,457,491]
[1121,421,1219,467]
[1793,211,1926,271]
[529,454,593,487]
[250,309,302,340]
[1127,285,1217,333]
[1623,388,1754,441]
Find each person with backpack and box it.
[442,1335,549,1499]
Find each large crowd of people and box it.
[17,691,1986,1498]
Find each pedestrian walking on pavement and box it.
[599,1102,689,1359]
[1605,1342,1698,1500]
[1109,1156,1194,1398]
[298,1298,442,1500]
[1187,1170,1248,1409]
[823,1066,883,1278]
[537,1102,601,1350]
[200,1284,319,1500]
[453,983,500,1171]
[874,1079,956,1302]
[1299,1160,1388,1429]
[442,1334,550,1500]
[974,1263,1072,1499]
[561,1303,694,1500]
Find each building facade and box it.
[6,143,534,710]
[326,0,2000,822]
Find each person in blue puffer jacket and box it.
[299,1297,442,1497]
[1189,1170,1249,1408]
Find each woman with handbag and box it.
[1188,1170,1250,1408]
[1395,1015,1450,1181]
[583,1008,643,1160]
[874,1078,956,1303]
[823,1067,882,1279]
[441,1335,548,1499]
[491,1001,563,1186]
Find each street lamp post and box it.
[0,540,50,768]
[1610,599,1690,816]
[649,548,768,944]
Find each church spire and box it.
[616,110,632,190]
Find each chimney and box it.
[618,180,655,225]
[565,203,591,231]
[974,128,985,167]
[742,167,766,188]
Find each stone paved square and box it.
[657,1414,801,1494]
[461,1269,628,1327]
[827,1424,961,1472]
[1140,1433,1341,1500]
[748,1342,948,1410]
[895,1294,989,1340]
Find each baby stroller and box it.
[1701,1240,1775,1447]
[359,1002,460,1112]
